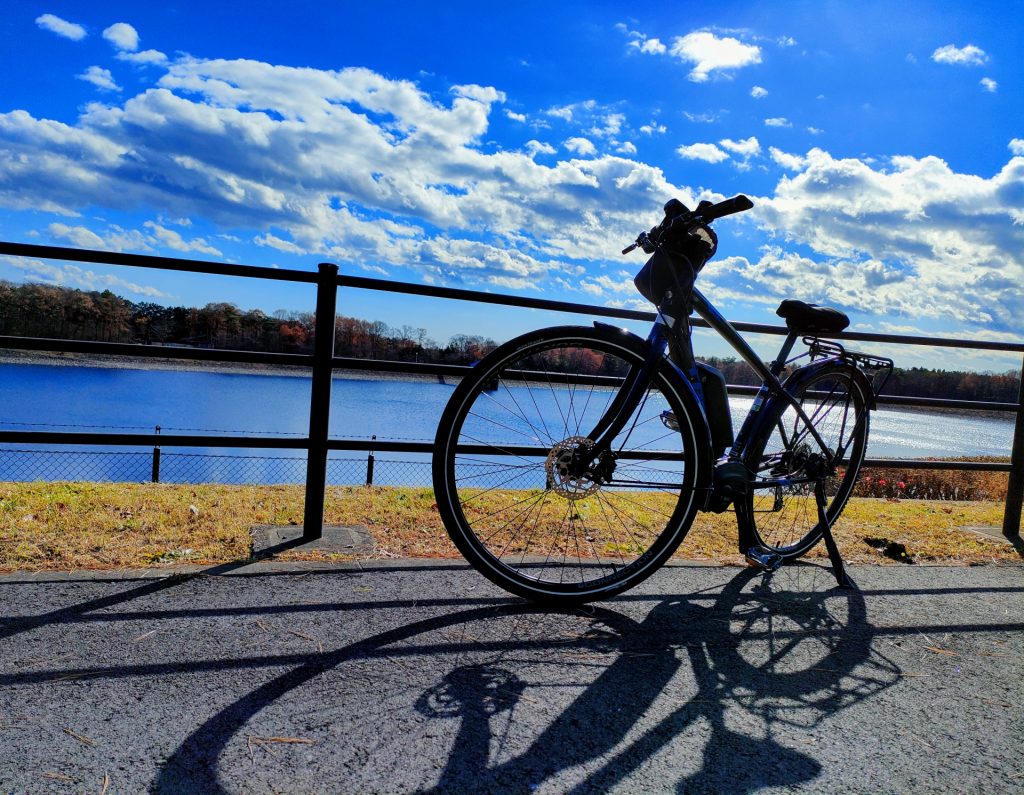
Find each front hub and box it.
[545,436,600,500]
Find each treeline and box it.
[0,280,495,364]
[0,280,1019,401]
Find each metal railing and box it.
[1,240,1022,541]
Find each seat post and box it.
[769,332,800,377]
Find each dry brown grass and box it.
[0,481,1018,572]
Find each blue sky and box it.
[1,0,1022,371]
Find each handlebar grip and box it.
[700,195,753,221]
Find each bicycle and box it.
[432,195,892,604]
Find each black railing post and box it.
[366,434,376,485]
[1002,355,1024,539]
[151,425,161,483]
[303,262,339,542]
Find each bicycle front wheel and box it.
[432,326,707,604]
[737,362,869,560]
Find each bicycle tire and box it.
[736,361,869,560]
[432,325,709,604]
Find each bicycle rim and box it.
[740,364,868,559]
[433,328,703,602]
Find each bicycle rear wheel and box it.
[432,326,707,604]
[737,362,869,560]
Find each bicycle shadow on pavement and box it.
[152,564,900,793]
[415,565,899,794]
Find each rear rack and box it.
[804,336,894,400]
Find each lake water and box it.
[0,363,1015,485]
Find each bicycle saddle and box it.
[775,300,850,334]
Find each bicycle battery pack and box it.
[696,361,734,457]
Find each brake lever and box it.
[621,231,650,255]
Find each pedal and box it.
[745,547,783,572]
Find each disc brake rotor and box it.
[545,436,600,500]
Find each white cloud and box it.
[616,141,637,155]
[588,113,624,138]
[768,147,806,170]
[3,255,170,298]
[1,60,701,288]
[103,22,139,52]
[980,77,998,93]
[683,111,717,124]
[753,149,1024,331]
[750,85,768,98]
[630,37,666,55]
[35,14,86,41]
[764,117,791,128]
[719,136,760,157]
[777,36,797,47]
[639,122,667,135]
[620,25,667,56]
[677,142,729,163]
[451,84,506,104]
[807,126,824,135]
[669,31,762,82]
[143,221,222,256]
[505,110,526,123]
[77,66,121,92]
[46,219,223,259]
[255,233,306,255]
[564,137,597,156]
[932,43,988,66]
[118,49,168,66]
[525,139,556,157]
[10,52,1018,331]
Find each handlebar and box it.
[700,194,753,221]
[622,194,753,255]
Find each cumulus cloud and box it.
[5,51,1020,335]
[980,77,998,93]
[506,110,526,122]
[677,142,729,163]
[764,117,791,127]
[3,255,171,298]
[669,32,762,82]
[719,137,760,157]
[103,22,139,52]
[119,49,168,66]
[750,85,768,98]
[619,24,667,56]
[564,137,597,156]
[768,147,806,170]
[35,14,86,41]
[143,221,222,256]
[525,139,556,157]
[931,43,988,66]
[0,59,693,290]
[752,149,1024,331]
[77,66,121,92]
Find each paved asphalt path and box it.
[1,560,1021,794]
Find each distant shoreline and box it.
[0,350,1017,421]
[0,349,454,384]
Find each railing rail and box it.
[1,240,1021,540]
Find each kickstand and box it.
[815,479,854,589]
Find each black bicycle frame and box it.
[585,286,838,471]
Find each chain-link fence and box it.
[0,446,433,487]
